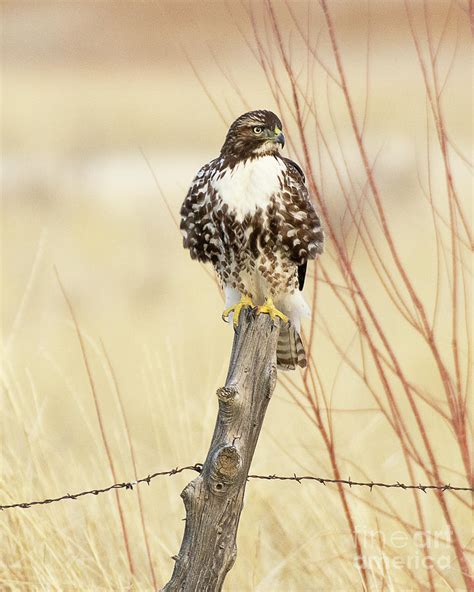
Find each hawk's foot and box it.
[222,295,254,327]
[257,297,289,324]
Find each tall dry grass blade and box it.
[53,267,136,581]
[100,341,158,591]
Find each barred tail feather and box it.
[277,323,306,371]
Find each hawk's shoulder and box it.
[180,158,221,263]
[282,157,305,183]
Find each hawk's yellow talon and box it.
[257,297,288,324]
[222,295,254,327]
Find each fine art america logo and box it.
[353,527,452,572]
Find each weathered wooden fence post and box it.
[162,309,280,591]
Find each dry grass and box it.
[1,1,472,591]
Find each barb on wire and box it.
[1,464,472,510]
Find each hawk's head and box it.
[221,110,285,160]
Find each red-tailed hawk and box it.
[180,110,324,369]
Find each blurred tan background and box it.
[1,1,472,591]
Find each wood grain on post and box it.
[162,309,280,591]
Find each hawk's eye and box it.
[253,126,263,135]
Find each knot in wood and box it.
[215,446,241,479]
[209,445,242,494]
[216,385,239,403]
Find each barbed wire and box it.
[0,466,196,511]
[1,464,472,510]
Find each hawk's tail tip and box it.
[276,323,307,371]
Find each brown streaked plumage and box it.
[180,110,324,369]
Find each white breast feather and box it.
[212,157,285,221]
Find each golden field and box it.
[1,2,472,590]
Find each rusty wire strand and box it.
[1,464,472,510]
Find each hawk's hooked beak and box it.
[274,127,285,148]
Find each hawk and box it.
[180,110,324,369]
